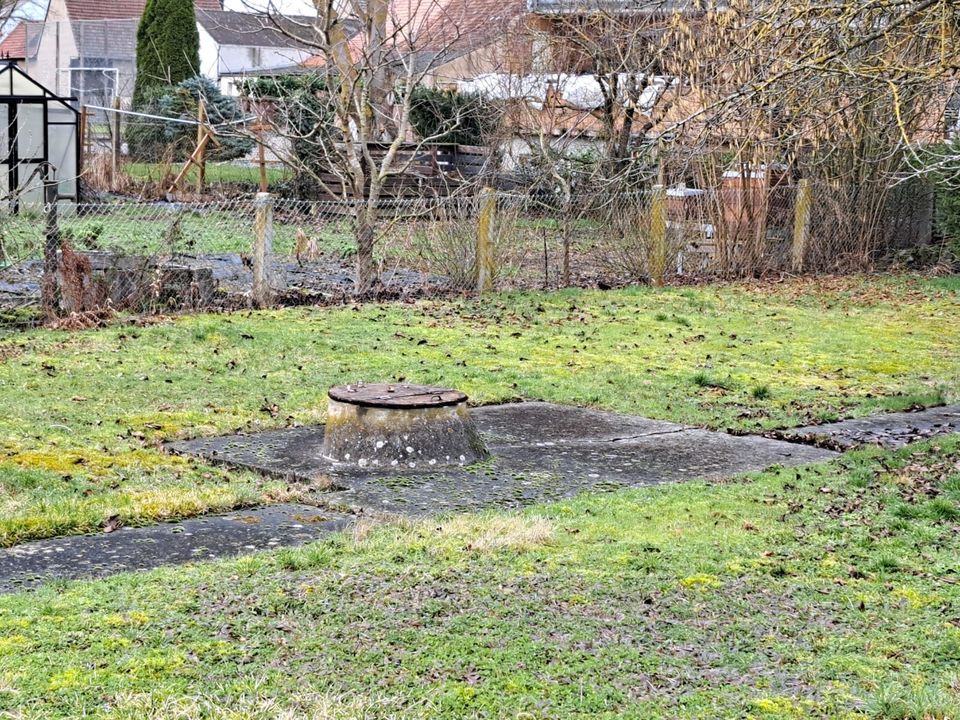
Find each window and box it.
[68,58,118,106]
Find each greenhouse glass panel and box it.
[0,104,7,158]
[49,101,76,123]
[49,124,77,196]
[18,162,44,204]
[16,104,44,160]
[11,71,44,96]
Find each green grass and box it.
[124,162,291,188]
[2,437,960,718]
[3,203,355,259]
[57,206,353,257]
[0,275,956,546]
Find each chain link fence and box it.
[0,180,938,329]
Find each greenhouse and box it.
[0,61,79,210]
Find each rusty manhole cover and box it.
[328,383,468,409]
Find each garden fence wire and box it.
[0,181,937,328]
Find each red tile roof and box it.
[301,0,524,68]
[63,0,222,21]
[417,0,524,52]
[0,23,26,60]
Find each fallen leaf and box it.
[103,515,123,533]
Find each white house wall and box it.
[27,0,75,96]
[197,25,220,81]
[216,44,311,76]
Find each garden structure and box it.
[0,61,79,210]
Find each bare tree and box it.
[657,0,959,268]
[241,0,517,292]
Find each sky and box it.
[224,0,317,14]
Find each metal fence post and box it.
[475,186,496,294]
[252,192,274,308]
[792,179,812,273]
[41,177,60,320]
[650,184,668,286]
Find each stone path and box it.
[775,404,960,450]
[4,402,957,593]
[0,504,350,592]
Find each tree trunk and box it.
[355,205,376,294]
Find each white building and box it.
[196,9,317,96]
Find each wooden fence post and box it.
[792,179,812,273]
[650,183,668,286]
[110,97,121,191]
[41,176,60,320]
[475,186,496,294]
[254,120,269,193]
[252,192,274,308]
[195,99,207,195]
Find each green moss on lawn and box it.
[0,275,955,544]
[2,438,959,718]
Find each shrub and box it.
[408,86,497,146]
[126,76,253,163]
[239,74,337,197]
[928,139,960,266]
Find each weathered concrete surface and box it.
[776,404,960,450]
[171,402,838,516]
[0,504,350,593]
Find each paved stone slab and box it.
[473,402,689,444]
[0,504,351,593]
[321,430,834,515]
[170,402,837,516]
[174,425,335,482]
[777,404,960,450]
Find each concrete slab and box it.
[473,402,689,444]
[170,402,838,516]
[777,405,960,450]
[0,504,351,593]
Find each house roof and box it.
[61,0,222,22]
[0,23,26,60]
[196,10,323,49]
[300,0,525,71]
[417,0,524,53]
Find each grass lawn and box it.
[0,274,957,718]
[0,275,956,547]
[57,205,353,258]
[2,437,960,718]
[124,162,292,189]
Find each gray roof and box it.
[196,10,324,49]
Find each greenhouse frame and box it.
[0,61,80,211]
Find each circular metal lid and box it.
[328,383,468,409]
